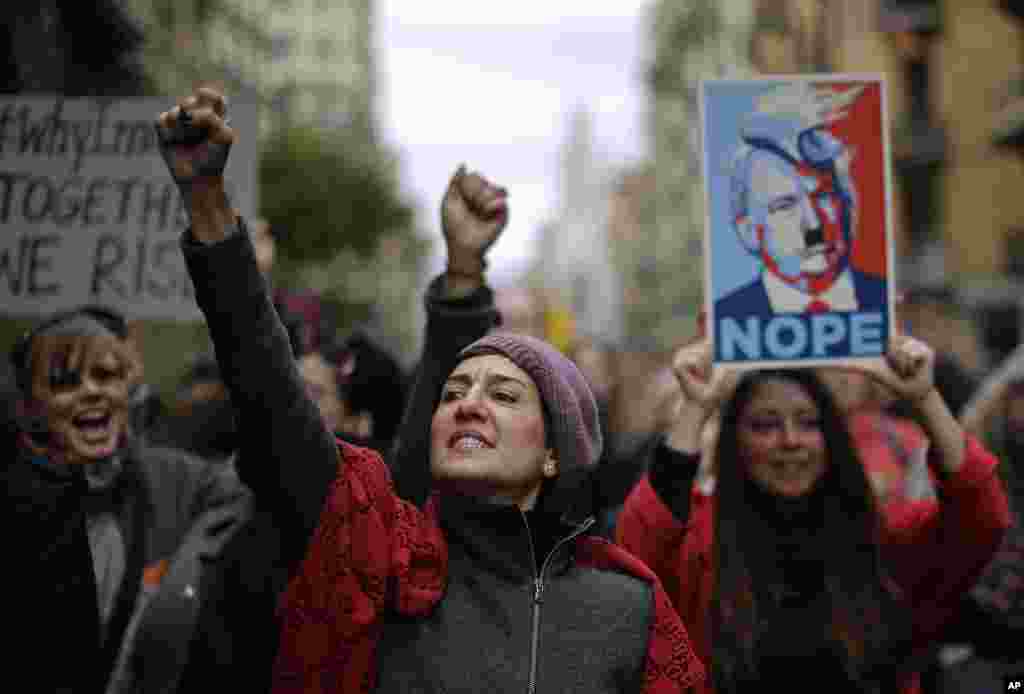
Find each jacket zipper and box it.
[523,514,595,694]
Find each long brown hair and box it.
[710,369,911,692]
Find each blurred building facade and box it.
[123,0,374,134]
[623,0,1024,366]
[537,108,624,348]
[616,0,757,350]
[261,0,375,132]
[821,0,1024,366]
[1,1,428,370]
[3,0,375,135]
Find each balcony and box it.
[878,0,943,35]
[891,118,946,274]
[993,76,1024,150]
[892,117,947,171]
[1000,0,1024,23]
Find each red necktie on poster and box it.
[805,299,831,314]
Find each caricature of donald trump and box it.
[714,83,886,319]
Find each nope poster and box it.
[701,75,895,368]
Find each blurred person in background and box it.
[494,285,547,340]
[617,335,1009,694]
[249,217,276,278]
[150,354,238,466]
[324,329,408,454]
[818,367,934,506]
[922,344,1024,693]
[124,345,166,447]
[587,317,726,538]
[4,305,251,694]
[569,337,615,431]
[896,286,981,417]
[249,216,318,357]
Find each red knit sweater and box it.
[272,442,705,693]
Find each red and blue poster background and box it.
[701,75,894,367]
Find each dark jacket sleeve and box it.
[389,274,500,506]
[183,450,251,525]
[592,431,659,510]
[646,437,702,525]
[4,459,106,693]
[616,444,708,627]
[180,223,337,567]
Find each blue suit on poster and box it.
[708,82,889,364]
[715,269,887,362]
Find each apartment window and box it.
[1007,229,1024,279]
[878,0,942,34]
[316,37,333,61]
[884,5,945,249]
[754,0,792,34]
[977,299,1021,365]
[270,33,291,62]
[898,161,941,246]
[906,57,930,122]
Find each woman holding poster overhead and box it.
[616,336,1010,694]
[704,77,892,367]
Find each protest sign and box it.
[701,75,895,368]
[0,95,257,321]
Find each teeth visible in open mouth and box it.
[455,436,485,450]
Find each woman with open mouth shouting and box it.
[153,84,705,694]
[6,305,251,694]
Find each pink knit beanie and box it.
[458,331,603,475]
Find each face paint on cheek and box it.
[48,354,81,391]
[17,397,46,428]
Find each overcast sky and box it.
[375,0,655,284]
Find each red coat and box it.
[272,442,705,693]
[616,435,1010,694]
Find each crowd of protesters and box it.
[4,83,1021,694]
